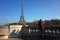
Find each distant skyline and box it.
[0,0,60,25]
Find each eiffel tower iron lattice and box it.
[19,0,25,23]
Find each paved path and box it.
[0,38,24,40]
[0,37,40,40]
[0,37,60,40]
[10,38,24,40]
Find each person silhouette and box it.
[38,19,42,30]
[38,19,44,38]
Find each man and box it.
[38,19,44,38]
[38,19,42,30]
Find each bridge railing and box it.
[21,26,60,37]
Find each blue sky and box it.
[0,0,60,25]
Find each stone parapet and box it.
[0,26,9,39]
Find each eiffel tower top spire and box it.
[19,0,25,23]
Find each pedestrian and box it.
[38,19,44,39]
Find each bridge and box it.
[20,25,60,37]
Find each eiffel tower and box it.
[19,0,25,25]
